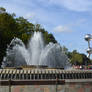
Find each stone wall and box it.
[0,69,92,92]
[0,82,92,92]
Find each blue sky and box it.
[0,0,92,55]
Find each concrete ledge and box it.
[0,79,65,86]
[65,79,92,83]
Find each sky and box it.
[0,0,92,55]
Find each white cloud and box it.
[68,18,87,27]
[39,0,92,12]
[53,25,72,33]
[24,12,36,20]
[62,0,92,12]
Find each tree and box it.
[71,53,83,65]
[67,50,92,65]
[0,10,18,66]
[0,7,6,13]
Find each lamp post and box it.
[85,34,92,59]
[55,74,58,92]
[9,79,11,92]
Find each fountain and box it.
[1,32,92,92]
[2,32,70,69]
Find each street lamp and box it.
[85,34,92,59]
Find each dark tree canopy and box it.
[66,50,91,65]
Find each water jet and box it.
[0,32,92,92]
[2,32,70,69]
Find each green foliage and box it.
[43,32,57,44]
[67,50,91,65]
[0,10,18,66]
[71,53,83,64]
[0,7,6,13]
[0,7,57,66]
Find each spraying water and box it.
[2,32,71,68]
